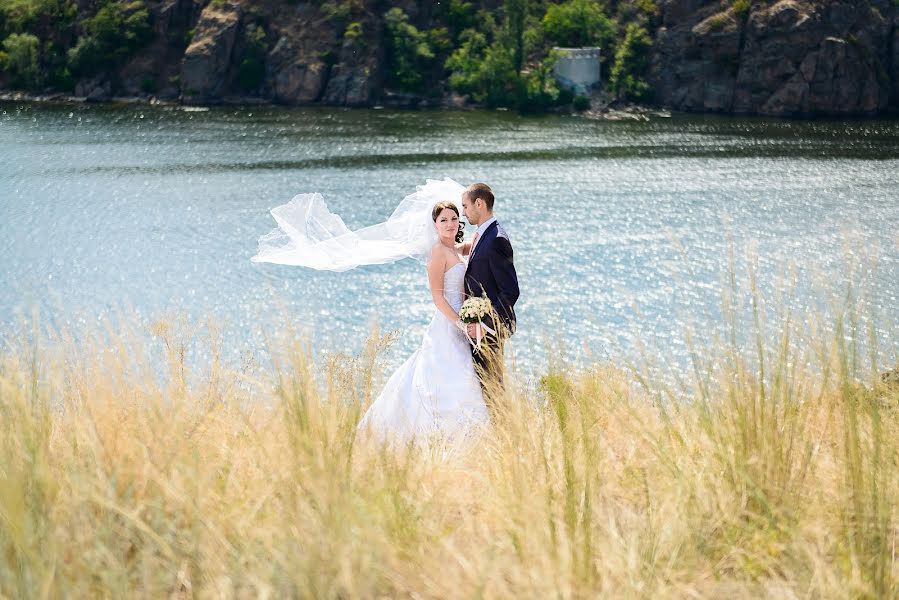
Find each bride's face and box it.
[434,208,460,242]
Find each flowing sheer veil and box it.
[251,177,465,271]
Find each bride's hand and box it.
[454,319,467,335]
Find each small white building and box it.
[552,47,601,95]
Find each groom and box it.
[461,183,519,394]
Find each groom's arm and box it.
[489,237,519,324]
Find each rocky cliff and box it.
[649,0,899,116]
[5,0,899,116]
[69,0,387,106]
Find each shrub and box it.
[1,32,40,89]
[343,21,362,41]
[707,14,727,31]
[732,0,751,17]
[609,22,651,101]
[573,94,590,110]
[541,0,615,49]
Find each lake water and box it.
[2,101,898,377]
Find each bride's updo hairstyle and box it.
[431,201,465,244]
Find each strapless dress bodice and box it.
[443,262,466,312]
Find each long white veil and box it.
[251,177,465,271]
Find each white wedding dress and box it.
[358,262,489,440]
[251,177,488,440]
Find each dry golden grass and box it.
[1,286,897,598]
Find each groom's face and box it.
[461,194,481,225]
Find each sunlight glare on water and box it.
[1,101,897,376]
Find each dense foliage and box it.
[67,0,152,77]
[609,21,651,100]
[0,0,151,91]
[0,32,39,88]
[0,0,76,90]
[383,7,442,94]
[542,0,616,48]
[416,0,655,111]
[0,0,657,109]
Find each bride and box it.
[252,178,488,439]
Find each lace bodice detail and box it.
[443,262,466,312]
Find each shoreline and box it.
[0,88,670,121]
[6,89,898,121]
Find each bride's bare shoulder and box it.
[430,242,450,262]
[456,241,472,256]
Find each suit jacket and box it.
[464,220,519,335]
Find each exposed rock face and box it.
[322,42,378,107]
[14,0,899,115]
[651,6,743,112]
[890,16,899,106]
[650,0,898,116]
[180,2,243,103]
[267,36,327,103]
[175,0,376,106]
[75,75,112,101]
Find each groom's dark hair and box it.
[465,183,495,211]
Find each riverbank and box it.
[0,88,676,121]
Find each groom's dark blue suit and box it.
[464,220,519,339]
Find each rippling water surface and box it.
[2,101,897,375]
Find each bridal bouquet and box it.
[459,296,496,350]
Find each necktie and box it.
[469,231,480,258]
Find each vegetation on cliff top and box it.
[0,0,152,91]
[0,0,656,111]
[386,0,655,111]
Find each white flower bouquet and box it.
[459,296,496,349]
[459,296,492,325]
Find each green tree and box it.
[438,0,476,36]
[609,22,651,100]
[0,0,76,38]
[1,32,40,89]
[504,0,528,73]
[446,13,570,112]
[516,48,567,112]
[383,7,435,93]
[445,27,518,107]
[67,0,152,76]
[541,0,615,48]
